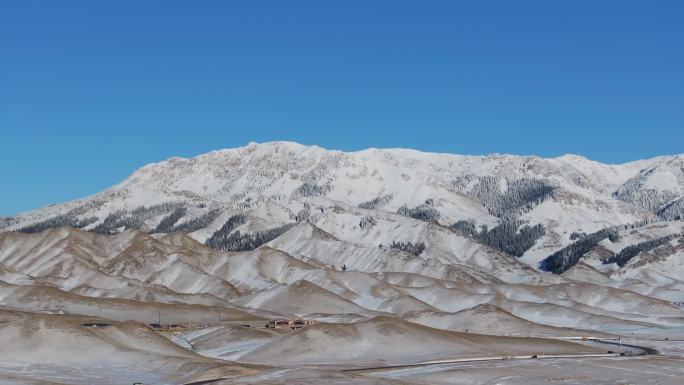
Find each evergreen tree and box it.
[657,197,684,221]
[292,183,331,198]
[170,209,221,233]
[358,194,394,209]
[539,227,619,274]
[454,176,556,218]
[18,203,100,233]
[153,207,187,233]
[451,218,545,257]
[359,216,376,229]
[397,200,441,222]
[206,220,293,252]
[604,234,678,267]
[204,214,248,250]
[389,241,426,256]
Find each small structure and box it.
[290,319,308,330]
[267,319,291,329]
[148,323,187,332]
[267,319,317,330]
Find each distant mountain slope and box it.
[2,226,683,341]
[1,140,683,329]
[2,142,682,275]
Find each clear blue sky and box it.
[1,1,682,215]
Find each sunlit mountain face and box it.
[2,142,683,384]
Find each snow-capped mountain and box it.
[2,143,684,381]
[2,141,683,279]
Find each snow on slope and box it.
[239,316,602,366]
[400,303,612,337]
[3,142,681,265]
[0,312,263,385]
[4,227,682,340]
[0,280,265,324]
[2,142,684,375]
[232,279,376,317]
[176,324,287,360]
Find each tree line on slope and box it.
[612,172,684,221]
[451,218,545,257]
[454,176,556,218]
[166,209,222,234]
[18,213,97,234]
[14,200,294,253]
[603,234,679,267]
[152,207,187,233]
[538,228,619,274]
[205,214,293,252]
[538,218,662,274]
[657,197,684,221]
[612,173,671,213]
[358,194,394,210]
[292,182,331,198]
[91,202,185,234]
[17,203,101,234]
[204,214,248,250]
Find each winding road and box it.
[342,337,656,374]
[181,336,659,384]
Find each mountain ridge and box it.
[4,141,683,217]
[2,141,683,280]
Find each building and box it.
[267,319,317,330]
